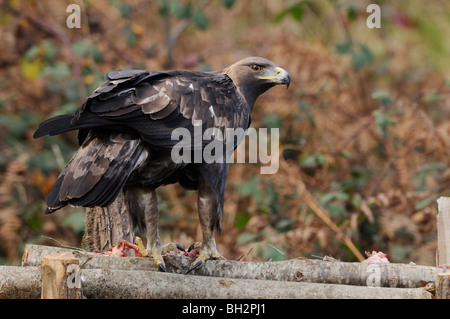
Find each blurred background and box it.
[0,0,449,266]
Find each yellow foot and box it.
[134,237,185,272]
[186,242,226,273]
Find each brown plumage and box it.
[34,57,290,271]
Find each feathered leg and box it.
[125,187,184,272]
[187,174,226,273]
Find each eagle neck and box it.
[221,70,271,112]
[236,86,256,112]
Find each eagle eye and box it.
[251,64,263,72]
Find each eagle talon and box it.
[134,236,149,257]
[161,242,186,254]
[186,260,203,274]
[134,237,186,271]
[158,263,168,272]
[185,242,226,273]
[175,243,186,252]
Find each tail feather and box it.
[33,115,75,138]
[33,112,117,141]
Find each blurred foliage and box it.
[0,0,449,266]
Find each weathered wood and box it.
[84,190,134,253]
[21,244,449,289]
[436,272,450,299]
[0,264,432,299]
[80,268,431,299]
[41,252,81,299]
[0,266,41,299]
[166,255,446,289]
[437,197,450,266]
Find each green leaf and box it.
[335,36,353,55]
[27,149,60,173]
[123,24,138,46]
[62,211,86,235]
[318,191,349,206]
[41,62,71,81]
[24,45,40,61]
[120,3,132,18]
[90,45,103,63]
[373,110,396,139]
[346,5,358,22]
[222,0,235,8]
[371,89,392,106]
[261,113,282,129]
[351,193,362,209]
[51,102,77,116]
[273,1,307,23]
[419,162,447,172]
[171,0,191,18]
[40,40,57,62]
[158,0,170,16]
[71,39,92,58]
[444,78,450,87]
[235,210,251,229]
[326,202,347,218]
[427,90,445,102]
[257,244,287,261]
[297,99,315,127]
[192,9,208,30]
[301,153,326,168]
[236,232,257,245]
[239,175,259,197]
[63,79,82,102]
[352,44,374,70]
[274,218,293,232]
[414,197,436,211]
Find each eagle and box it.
[34,57,290,272]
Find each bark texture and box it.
[84,191,134,253]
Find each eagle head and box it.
[222,57,291,107]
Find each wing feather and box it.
[52,69,250,150]
[46,132,147,212]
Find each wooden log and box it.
[80,268,432,299]
[84,190,134,253]
[167,255,446,289]
[21,244,449,289]
[437,197,450,266]
[436,272,450,299]
[40,252,81,299]
[0,266,41,299]
[0,265,432,299]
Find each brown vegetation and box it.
[0,0,449,266]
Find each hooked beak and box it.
[259,67,291,88]
[275,67,291,88]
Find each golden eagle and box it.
[34,57,290,271]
